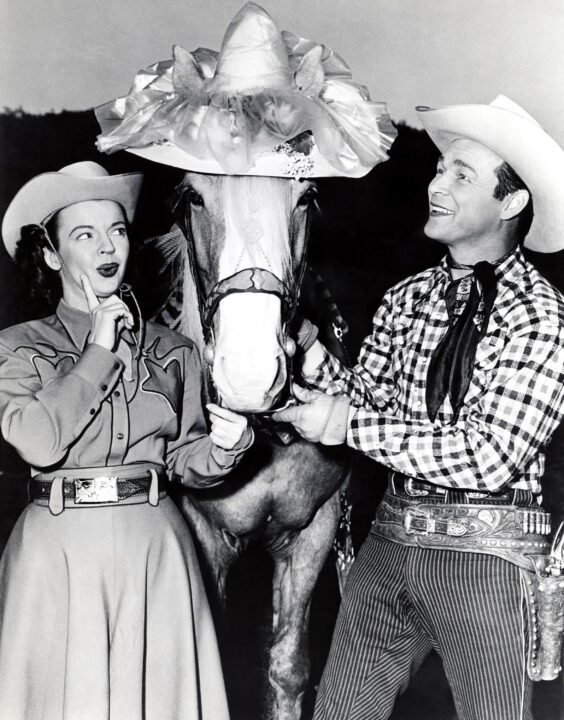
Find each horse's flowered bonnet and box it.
[95,2,396,178]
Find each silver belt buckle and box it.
[404,509,433,535]
[404,509,467,537]
[75,476,119,504]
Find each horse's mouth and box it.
[212,347,288,415]
[219,394,282,415]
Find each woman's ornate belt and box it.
[30,463,167,515]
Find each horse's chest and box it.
[189,440,348,533]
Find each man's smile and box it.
[429,202,454,216]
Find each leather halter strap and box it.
[202,268,295,329]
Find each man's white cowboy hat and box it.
[417,95,564,253]
[2,161,143,259]
[95,2,396,179]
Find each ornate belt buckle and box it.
[404,508,433,535]
[75,476,119,504]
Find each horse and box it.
[143,171,353,720]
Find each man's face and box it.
[424,138,506,250]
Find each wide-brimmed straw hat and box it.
[417,95,564,253]
[95,2,396,178]
[2,161,143,259]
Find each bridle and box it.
[170,180,312,419]
[201,267,297,332]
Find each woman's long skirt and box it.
[0,496,230,720]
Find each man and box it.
[273,96,564,720]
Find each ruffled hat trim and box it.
[95,3,396,178]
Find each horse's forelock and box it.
[221,176,293,282]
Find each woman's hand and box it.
[81,275,134,352]
[207,403,253,451]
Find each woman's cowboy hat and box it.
[2,161,143,259]
[95,2,396,178]
[417,95,564,253]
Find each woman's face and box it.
[43,199,130,310]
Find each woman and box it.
[0,161,252,720]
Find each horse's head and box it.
[173,172,317,413]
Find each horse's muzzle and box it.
[211,349,288,413]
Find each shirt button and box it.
[100,384,108,391]
[116,433,124,440]
[89,409,96,415]
[415,401,422,407]
[114,391,121,398]
[113,363,120,371]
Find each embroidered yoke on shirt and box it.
[305,248,564,494]
[0,300,246,486]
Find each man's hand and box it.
[294,317,325,375]
[272,383,350,445]
[207,404,253,451]
[295,317,319,353]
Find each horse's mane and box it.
[140,225,205,354]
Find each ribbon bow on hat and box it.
[96,2,396,178]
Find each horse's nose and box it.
[212,351,287,413]
[209,292,289,411]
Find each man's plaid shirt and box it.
[305,248,564,494]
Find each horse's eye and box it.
[297,187,317,208]
[187,188,205,208]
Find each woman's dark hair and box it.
[15,214,62,315]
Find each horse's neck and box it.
[151,224,206,354]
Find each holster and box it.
[521,522,564,681]
[521,563,564,681]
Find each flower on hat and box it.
[96,2,396,178]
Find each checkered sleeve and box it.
[303,290,396,410]
[348,324,564,492]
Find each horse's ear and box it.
[294,45,324,97]
[173,45,205,93]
